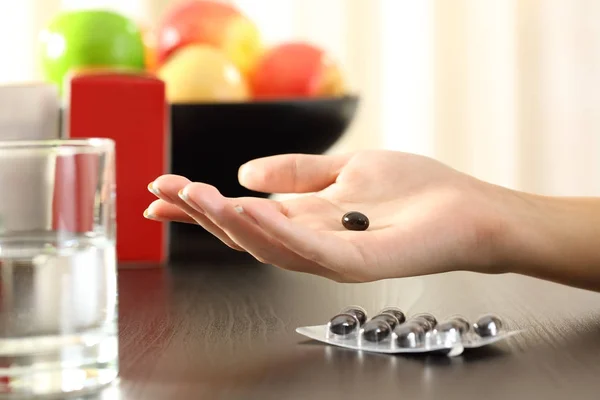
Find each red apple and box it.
[250,42,346,100]
[156,0,262,77]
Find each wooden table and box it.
[106,250,600,400]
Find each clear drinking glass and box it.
[0,139,118,398]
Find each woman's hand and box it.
[144,150,519,283]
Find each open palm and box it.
[146,151,503,282]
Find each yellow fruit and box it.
[156,0,263,78]
[317,58,346,97]
[221,16,263,77]
[157,45,249,103]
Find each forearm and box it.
[498,191,600,291]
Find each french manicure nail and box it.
[147,182,160,196]
[238,163,254,184]
[235,205,260,224]
[179,189,205,213]
[143,209,155,219]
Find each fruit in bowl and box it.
[153,1,349,103]
[157,44,250,103]
[141,24,158,73]
[39,10,145,92]
[156,0,263,78]
[251,42,346,100]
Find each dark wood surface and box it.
[103,254,600,400]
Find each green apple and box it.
[39,10,145,92]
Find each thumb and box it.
[238,153,352,193]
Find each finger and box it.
[241,200,368,280]
[149,175,243,251]
[180,182,351,282]
[144,199,195,224]
[238,153,352,194]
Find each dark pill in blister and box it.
[361,319,392,343]
[473,314,503,337]
[395,321,427,348]
[410,313,437,331]
[434,320,463,338]
[378,307,406,324]
[446,315,471,335]
[340,306,367,326]
[342,211,370,231]
[328,313,360,336]
[408,317,434,332]
[411,313,437,327]
[371,313,400,329]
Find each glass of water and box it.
[0,139,118,398]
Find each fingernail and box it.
[147,182,160,196]
[234,204,259,224]
[143,209,156,219]
[238,163,252,184]
[179,188,205,213]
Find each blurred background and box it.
[1,0,599,196]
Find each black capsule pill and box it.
[447,315,471,335]
[434,321,462,338]
[371,313,400,329]
[362,319,392,343]
[473,314,503,337]
[379,307,406,324]
[411,313,437,328]
[328,313,359,336]
[395,321,426,348]
[340,306,367,326]
[342,211,370,231]
[409,317,434,332]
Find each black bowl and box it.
[168,94,359,261]
[170,95,359,196]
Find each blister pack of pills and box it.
[296,306,521,357]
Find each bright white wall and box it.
[1,0,599,196]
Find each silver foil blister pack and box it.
[296,306,521,357]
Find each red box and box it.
[67,73,169,264]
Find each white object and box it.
[0,83,61,140]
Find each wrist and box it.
[493,190,600,290]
